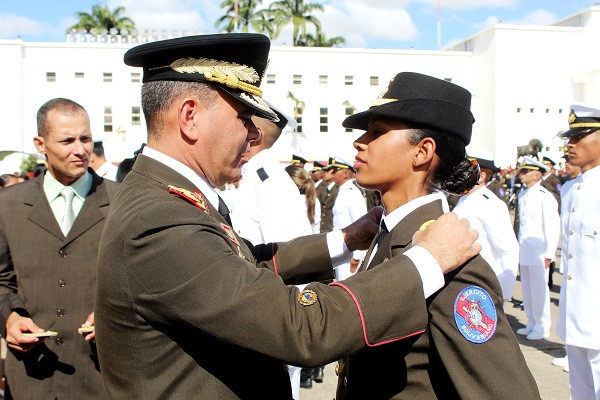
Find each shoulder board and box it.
[168,185,209,214]
[539,188,547,193]
[482,194,489,200]
[257,167,269,182]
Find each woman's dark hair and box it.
[407,128,479,195]
[285,164,317,225]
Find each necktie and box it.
[376,221,389,248]
[218,195,233,226]
[60,187,75,235]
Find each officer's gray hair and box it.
[141,80,217,140]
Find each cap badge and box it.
[454,286,497,343]
[168,185,208,214]
[298,289,318,306]
[370,77,397,107]
[568,110,577,124]
[166,57,262,98]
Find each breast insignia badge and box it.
[168,185,209,214]
[419,220,436,231]
[454,286,497,343]
[298,289,318,306]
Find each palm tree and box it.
[67,3,135,34]
[297,29,346,47]
[267,0,324,46]
[215,0,263,33]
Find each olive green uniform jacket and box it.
[0,170,118,400]
[95,155,434,399]
[318,182,338,233]
[336,199,541,400]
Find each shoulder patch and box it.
[454,286,497,344]
[257,167,269,182]
[168,185,209,214]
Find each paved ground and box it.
[300,268,570,400]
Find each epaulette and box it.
[168,185,209,214]
[257,167,269,182]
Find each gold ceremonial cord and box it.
[202,71,263,98]
[570,122,600,128]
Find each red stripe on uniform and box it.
[272,243,279,275]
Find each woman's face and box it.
[353,118,415,192]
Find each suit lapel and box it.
[25,174,64,240]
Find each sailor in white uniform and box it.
[330,158,367,281]
[453,157,519,304]
[515,156,560,341]
[556,103,600,400]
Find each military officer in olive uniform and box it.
[318,159,339,233]
[94,34,481,400]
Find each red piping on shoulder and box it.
[329,281,425,347]
[272,243,279,275]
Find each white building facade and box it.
[0,6,598,169]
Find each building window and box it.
[103,72,113,82]
[558,108,563,113]
[293,74,302,85]
[516,107,521,113]
[132,106,141,125]
[104,107,113,132]
[319,75,328,84]
[131,72,140,83]
[75,72,84,79]
[46,72,56,82]
[546,108,550,113]
[345,107,354,133]
[319,107,328,132]
[295,107,303,133]
[370,76,379,86]
[345,75,353,86]
[267,74,276,84]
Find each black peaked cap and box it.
[124,33,277,122]
[343,72,474,146]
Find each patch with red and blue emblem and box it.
[454,286,497,343]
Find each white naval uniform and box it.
[517,181,560,336]
[332,179,367,281]
[95,160,118,181]
[453,186,520,301]
[231,149,312,244]
[557,165,600,400]
[230,148,311,400]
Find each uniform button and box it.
[58,249,67,258]
[568,253,573,259]
[577,185,581,190]
[56,309,66,317]
[569,229,574,235]
[58,279,66,287]
[568,275,573,280]
[55,337,64,346]
[571,207,575,213]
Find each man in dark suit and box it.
[0,98,119,399]
[94,33,481,399]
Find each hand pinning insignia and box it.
[419,220,436,231]
[168,185,209,214]
[298,289,318,306]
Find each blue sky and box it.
[0,1,596,49]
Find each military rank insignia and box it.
[221,223,244,258]
[454,286,497,343]
[168,185,209,214]
[419,219,436,231]
[298,289,318,306]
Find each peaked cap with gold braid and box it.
[560,103,600,137]
[124,33,278,122]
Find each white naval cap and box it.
[561,103,600,137]
[264,99,298,130]
[518,156,549,172]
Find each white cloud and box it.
[511,9,557,25]
[411,0,517,10]
[0,13,49,38]
[474,15,501,31]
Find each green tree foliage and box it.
[215,0,264,32]
[297,29,346,47]
[67,3,136,34]
[268,0,324,46]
